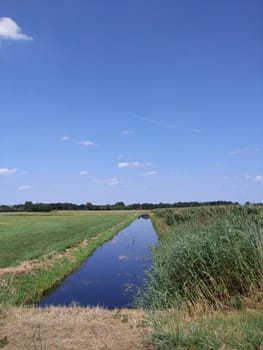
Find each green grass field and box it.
[0,211,139,304]
[0,211,136,268]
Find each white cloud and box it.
[96,177,119,186]
[121,130,134,135]
[0,17,33,41]
[142,171,158,176]
[61,136,71,141]
[80,170,89,175]
[79,140,96,146]
[253,176,263,182]
[118,161,140,168]
[18,184,31,191]
[118,161,151,168]
[0,168,17,175]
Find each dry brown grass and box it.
[0,306,154,350]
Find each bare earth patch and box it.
[0,306,153,350]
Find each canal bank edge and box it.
[39,214,157,308]
[0,212,141,306]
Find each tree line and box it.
[0,200,241,212]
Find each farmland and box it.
[0,211,139,269]
[0,206,263,349]
[0,211,139,304]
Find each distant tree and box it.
[24,201,34,211]
[113,202,126,210]
[85,202,94,210]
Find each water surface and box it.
[39,217,157,308]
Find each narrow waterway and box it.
[39,216,158,308]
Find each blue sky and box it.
[0,0,262,205]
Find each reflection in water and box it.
[81,280,95,286]
[118,255,144,261]
[111,236,119,244]
[39,217,158,309]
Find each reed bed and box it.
[140,206,263,310]
[138,206,263,349]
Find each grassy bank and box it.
[139,206,263,349]
[0,211,139,305]
[148,300,263,350]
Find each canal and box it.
[39,216,158,308]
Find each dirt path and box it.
[0,306,154,350]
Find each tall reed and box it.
[139,206,263,310]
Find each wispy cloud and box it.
[230,147,260,156]
[134,114,177,127]
[79,140,96,146]
[223,175,239,181]
[142,171,158,176]
[0,168,17,176]
[118,154,125,160]
[121,130,134,135]
[118,161,151,168]
[133,114,200,133]
[18,184,31,191]
[61,136,71,141]
[230,150,242,156]
[21,170,31,176]
[80,170,89,175]
[96,177,119,186]
[253,176,263,182]
[0,17,33,41]
[224,175,263,182]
